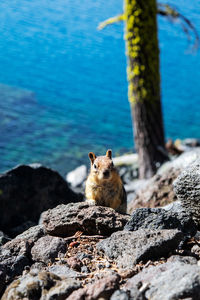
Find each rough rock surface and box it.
[0,239,31,288]
[2,269,81,300]
[110,290,129,300]
[0,225,46,293]
[128,167,180,213]
[0,164,83,236]
[31,235,67,264]
[128,149,200,213]
[15,225,46,243]
[125,259,200,300]
[67,274,120,300]
[97,229,183,270]
[41,202,130,237]
[173,160,200,228]
[124,207,197,237]
[158,148,200,174]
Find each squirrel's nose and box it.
[103,170,110,178]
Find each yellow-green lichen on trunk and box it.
[124,0,160,105]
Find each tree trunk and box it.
[124,0,168,179]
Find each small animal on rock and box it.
[85,149,127,213]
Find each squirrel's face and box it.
[88,150,114,181]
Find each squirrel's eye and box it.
[94,164,97,169]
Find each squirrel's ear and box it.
[106,149,112,159]
[88,152,96,164]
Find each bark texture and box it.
[124,0,167,178]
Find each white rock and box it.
[113,153,138,166]
[158,148,200,175]
[66,165,87,187]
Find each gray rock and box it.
[0,164,83,236]
[182,138,200,148]
[162,200,181,211]
[127,149,200,213]
[124,207,197,237]
[113,154,138,167]
[67,274,120,300]
[66,165,87,188]
[158,148,200,175]
[30,262,46,271]
[125,260,200,300]
[0,225,46,292]
[125,179,148,205]
[15,225,45,242]
[0,239,31,290]
[66,257,82,271]
[48,264,81,278]
[41,202,130,237]
[125,179,148,194]
[81,265,89,273]
[119,165,139,184]
[167,255,198,265]
[173,160,200,227]
[76,252,92,260]
[44,278,81,300]
[128,167,180,214]
[1,270,81,300]
[31,235,66,264]
[9,220,36,237]
[97,229,184,270]
[110,290,130,300]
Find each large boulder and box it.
[173,160,200,228]
[97,229,184,271]
[40,202,130,237]
[0,164,83,236]
[128,148,200,213]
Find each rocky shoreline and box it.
[1,141,200,299]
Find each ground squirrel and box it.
[85,149,127,213]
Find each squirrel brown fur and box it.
[85,149,127,213]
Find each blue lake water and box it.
[0,0,199,176]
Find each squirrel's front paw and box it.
[85,199,96,206]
